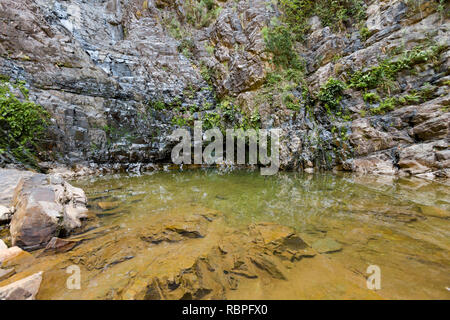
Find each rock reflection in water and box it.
[2,169,449,299]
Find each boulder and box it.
[0,271,43,300]
[10,174,88,250]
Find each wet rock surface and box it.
[0,205,379,300]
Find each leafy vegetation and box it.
[363,92,381,104]
[185,0,222,29]
[0,79,49,166]
[369,84,437,115]
[278,0,367,42]
[317,78,347,111]
[349,44,445,92]
[262,24,303,70]
[177,38,196,59]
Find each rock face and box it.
[0,271,43,300]
[8,171,88,250]
[0,0,448,178]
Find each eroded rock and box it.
[10,173,88,250]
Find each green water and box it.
[73,169,450,299]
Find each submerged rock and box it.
[0,271,43,300]
[311,238,343,254]
[97,201,121,211]
[42,237,79,255]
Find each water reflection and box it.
[73,169,450,299]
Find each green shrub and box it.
[359,26,371,41]
[185,0,221,28]
[371,97,396,115]
[318,78,347,111]
[178,38,196,59]
[0,80,49,165]
[279,0,367,42]
[148,100,167,111]
[262,24,303,70]
[363,92,381,104]
[349,44,445,91]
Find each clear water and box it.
[68,169,450,299]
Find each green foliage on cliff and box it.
[370,84,437,115]
[262,24,303,70]
[279,0,366,42]
[363,92,381,104]
[349,44,446,91]
[185,0,222,28]
[0,79,49,165]
[318,78,347,111]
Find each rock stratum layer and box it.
[0,0,448,178]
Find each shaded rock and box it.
[249,254,286,280]
[0,271,43,300]
[140,218,209,244]
[312,238,342,254]
[350,119,394,157]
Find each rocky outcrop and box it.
[0,0,448,178]
[10,173,88,250]
[0,271,43,300]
